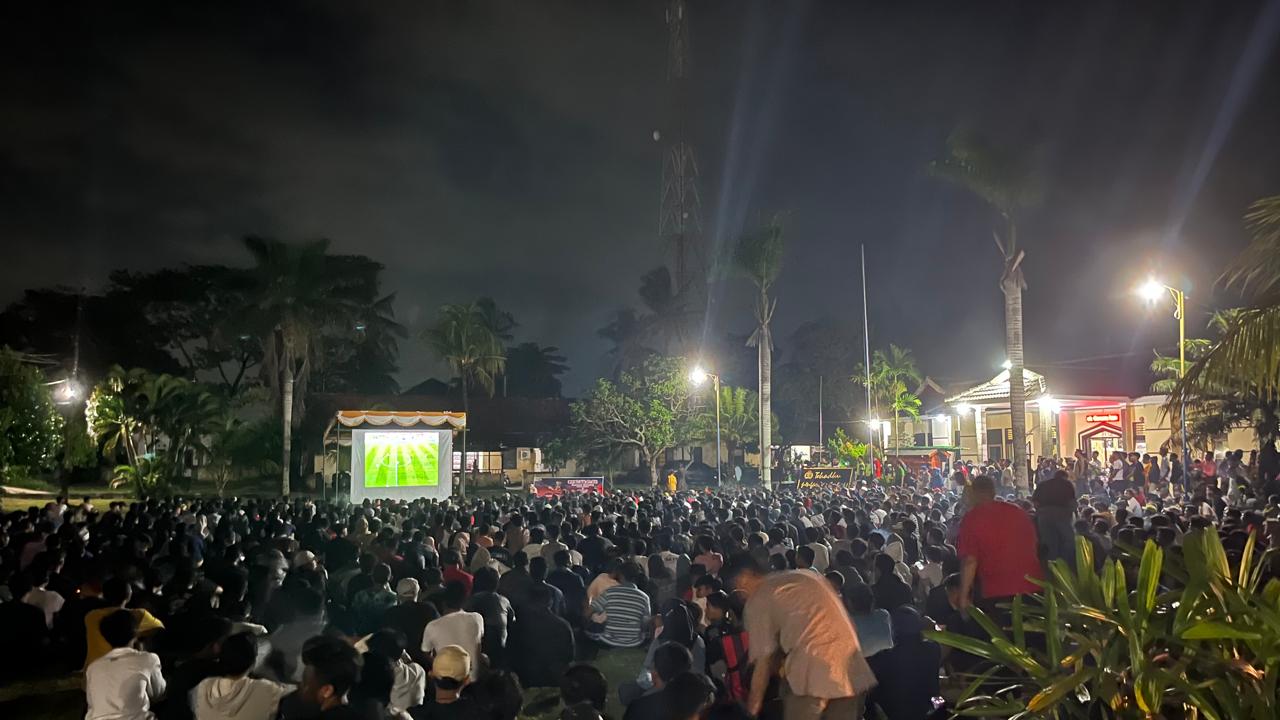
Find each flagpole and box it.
[861,245,873,451]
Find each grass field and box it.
[363,431,439,488]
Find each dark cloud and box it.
[1,0,1278,395]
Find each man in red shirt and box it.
[957,475,1043,610]
[441,549,474,598]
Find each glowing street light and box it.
[1138,278,1166,303]
[689,366,710,385]
[689,364,721,486]
[1136,276,1189,475]
[1001,359,1012,370]
[955,403,973,415]
[50,377,83,405]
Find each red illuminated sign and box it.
[1085,413,1120,423]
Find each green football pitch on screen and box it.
[363,431,440,487]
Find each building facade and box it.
[897,368,1254,464]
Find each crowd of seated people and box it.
[0,446,1274,720]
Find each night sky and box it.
[3,0,1279,396]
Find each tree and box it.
[242,237,386,496]
[889,389,922,462]
[826,427,869,469]
[852,344,923,455]
[206,415,280,497]
[424,302,507,498]
[503,342,569,398]
[694,385,775,470]
[854,344,923,417]
[930,131,1039,487]
[476,297,517,342]
[774,319,862,445]
[1160,310,1280,484]
[597,267,703,377]
[0,287,183,379]
[736,219,785,490]
[86,366,225,494]
[0,349,64,481]
[563,356,696,485]
[1169,196,1280,485]
[108,265,261,395]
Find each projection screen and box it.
[350,426,453,502]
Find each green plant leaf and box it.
[1137,540,1164,617]
[924,629,1010,664]
[1180,621,1263,641]
[1045,587,1061,666]
[1012,594,1026,650]
[1025,666,1094,712]
[1239,530,1257,590]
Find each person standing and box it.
[85,610,167,720]
[956,475,1044,612]
[722,555,877,719]
[1032,469,1077,567]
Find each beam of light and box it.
[1163,0,1280,246]
[699,0,814,351]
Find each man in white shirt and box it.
[421,581,484,680]
[21,564,65,629]
[86,609,166,720]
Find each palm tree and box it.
[852,344,922,451]
[930,131,1039,487]
[889,389,922,468]
[1170,196,1280,483]
[597,268,701,377]
[599,308,648,377]
[242,237,368,496]
[1176,196,1280,396]
[424,302,507,498]
[503,342,569,397]
[736,219,785,490]
[476,297,517,342]
[875,344,921,395]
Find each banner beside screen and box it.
[350,427,453,502]
[796,466,855,493]
[531,476,605,497]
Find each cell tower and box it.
[658,0,703,294]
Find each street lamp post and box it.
[1140,279,1189,481]
[691,365,722,486]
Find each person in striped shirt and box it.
[587,560,651,648]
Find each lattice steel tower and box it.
[658,0,703,294]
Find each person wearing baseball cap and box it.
[415,645,475,719]
[383,578,439,668]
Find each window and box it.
[1133,420,1146,447]
[452,451,503,473]
[691,446,703,463]
[986,428,1004,461]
